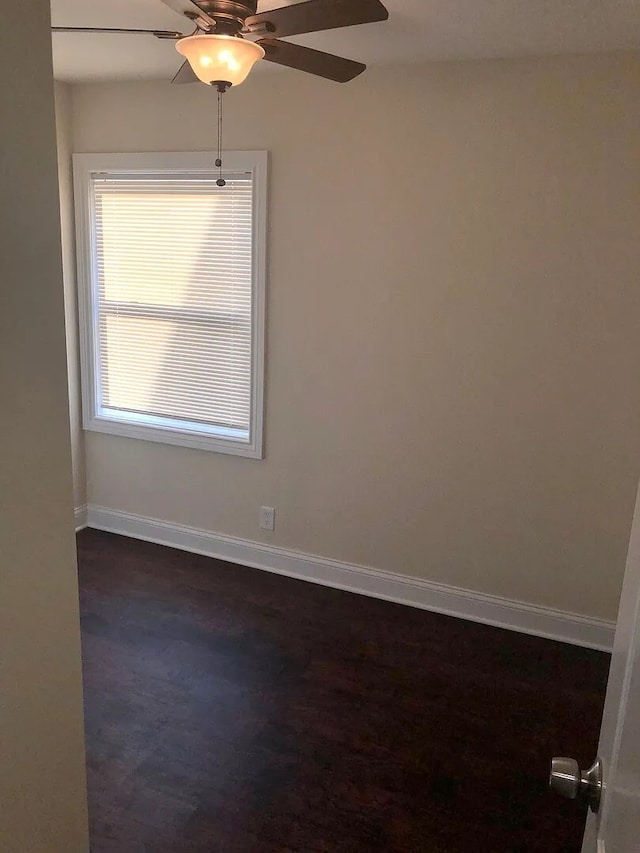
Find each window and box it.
[73,151,267,458]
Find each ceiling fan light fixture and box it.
[176,34,265,87]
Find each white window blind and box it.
[75,151,266,457]
[92,171,253,438]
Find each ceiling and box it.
[51,0,640,82]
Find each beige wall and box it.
[0,3,88,852]
[72,52,640,622]
[55,82,86,511]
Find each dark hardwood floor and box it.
[77,528,609,852]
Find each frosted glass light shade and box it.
[176,35,265,87]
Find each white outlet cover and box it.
[260,506,275,531]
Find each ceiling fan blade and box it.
[246,0,388,39]
[257,38,365,82]
[171,60,199,84]
[52,26,182,39]
[156,0,217,29]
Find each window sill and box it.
[83,414,263,459]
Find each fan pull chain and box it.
[215,83,227,187]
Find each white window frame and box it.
[73,150,267,459]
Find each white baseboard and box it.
[85,504,615,652]
[74,504,88,532]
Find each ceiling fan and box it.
[52,0,390,86]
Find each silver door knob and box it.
[549,756,602,813]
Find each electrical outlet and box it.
[260,506,275,531]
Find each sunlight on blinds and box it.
[92,173,253,434]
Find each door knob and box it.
[549,756,602,813]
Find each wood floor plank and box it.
[77,528,609,852]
